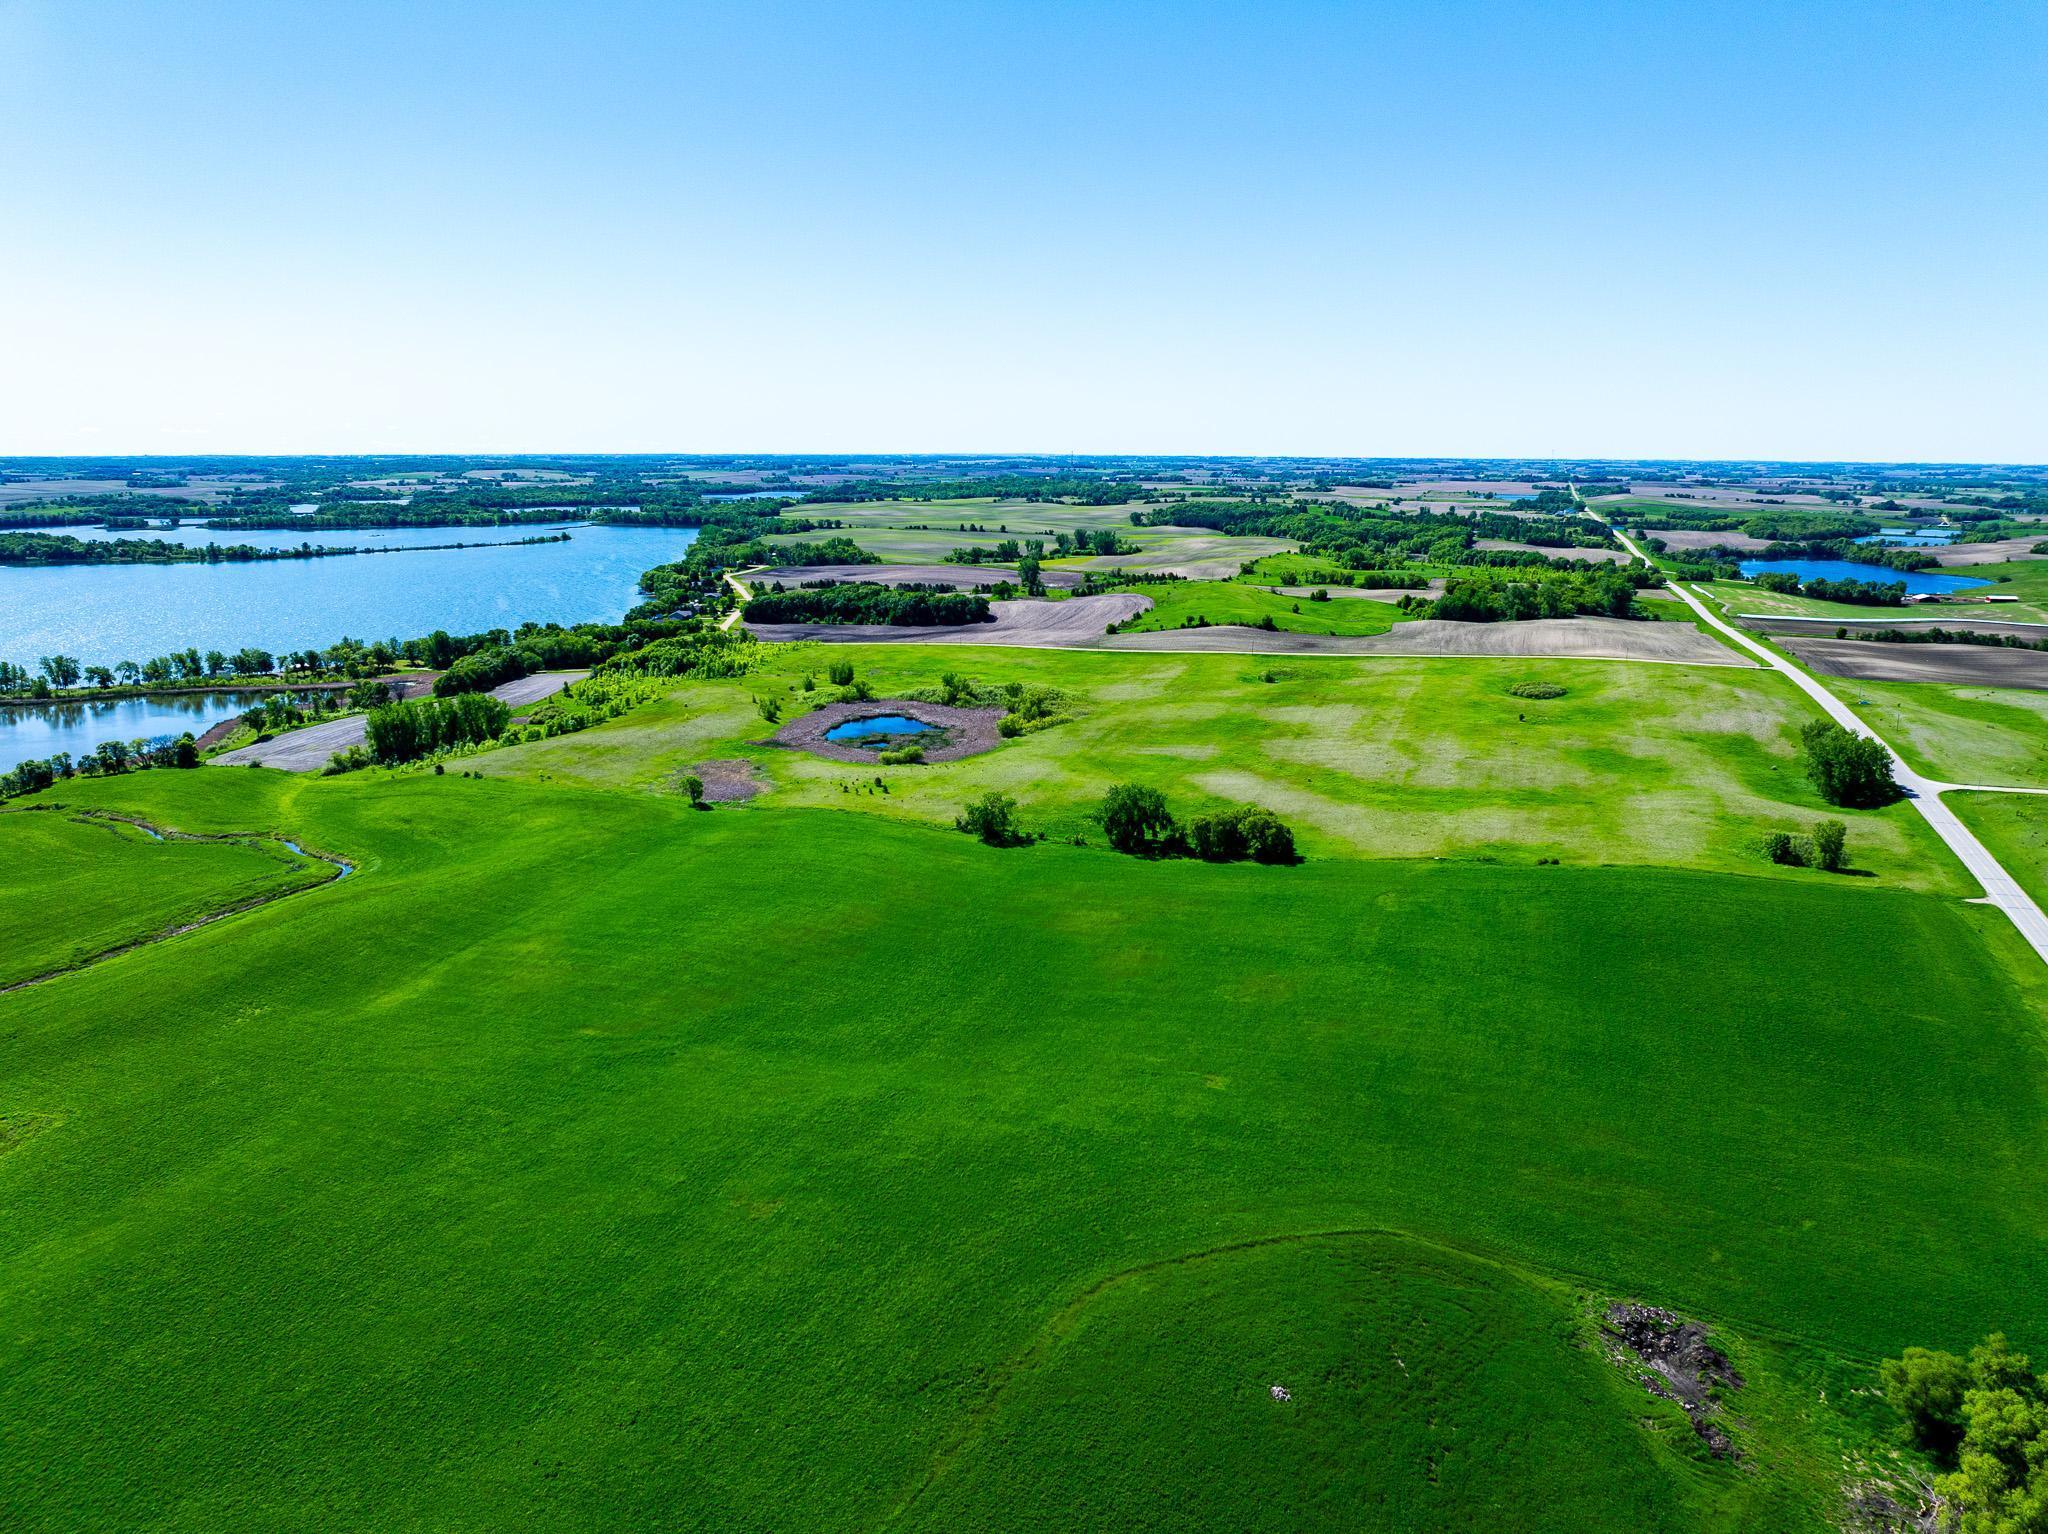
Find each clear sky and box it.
[1,0,2042,460]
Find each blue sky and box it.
[1,0,2042,459]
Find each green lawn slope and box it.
[0,807,332,988]
[3,767,2044,1529]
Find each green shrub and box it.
[879,745,924,765]
[363,693,511,765]
[1095,783,1174,854]
[1760,831,1810,867]
[1508,681,1567,700]
[1187,806,1298,864]
[955,790,1023,846]
[1811,819,1847,872]
[681,774,705,807]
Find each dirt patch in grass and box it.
[770,699,1006,764]
[1601,1302,1744,1459]
[681,760,767,802]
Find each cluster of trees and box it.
[1750,570,1907,606]
[1858,626,2048,653]
[1094,784,1297,863]
[0,732,199,800]
[1760,819,1848,871]
[1883,1334,2048,1531]
[1429,566,1646,622]
[1133,497,1616,572]
[0,531,568,566]
[1620,508,1880,542]
[362,694,511,765]
[814,474,1162,505]
[596,630,759,681]
[1799,720,1899,807]
[742,584,993,626]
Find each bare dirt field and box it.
[769,699,1005,764]
[744,593,1150,647]
[1780,638,2048,691]
[1475,539,1633,564]
[1935,537,2047,566]
[750,563,1083,590]
[1744,614,2048,641]
[212,672,583,771]
[1650,528,1775,552]
[1098,617,1752,665]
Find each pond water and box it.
[823,714,938,743]
[0,524,700,670]
[1856,530,1958,547]
[0,690,322,773]
[1738,558,1990,596]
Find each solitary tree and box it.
[956,790,1022,846]
[682,774,706,808]
[1799,719,1898,807]
[1811,819,1847,872]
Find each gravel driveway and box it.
[212,672,585,771]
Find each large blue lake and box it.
[0,522,697,771]
[1738,558,1989,596]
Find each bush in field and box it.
[363,693,511,765]
[1811,819,1847,872]
[956,790,1024,846]
[827,659,855,686]
[1095,783,1174,854]
[1760,831,1810,868]
[1508,681,1567,700]
[681,774,705,807]
[879,745,924,765]
[1187,806,1298,864]
[1799,719,1899,807]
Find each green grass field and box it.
[5,761,2046,1529]
[0,807,332,987]
[1817,677,2048,788]
[1108,578,1407,635]
[488,642,1968,892]
[1952,792,2048,907]
[767,496,1294,572]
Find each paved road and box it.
[212,672,583,771]
[1603,518,2048,965]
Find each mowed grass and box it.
[1108,578,1406,635]
[489,643,1968,892]
[4,766,2046,1529]
[1818,677,2048,788]
[1952,792,2048,907]
[0,807,331,987]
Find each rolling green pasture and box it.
[1819,677,2048,788]
[1952,793,2048,908]
[1108,578,1406,636]
[770,496,1293,571]
[489,643,1967,892]
[5,765,2045,1528]
[0,808,331,987]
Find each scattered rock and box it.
[1842,1482,1941,1533]
[1601,1301,1744,1459]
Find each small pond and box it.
[823,714,939,746]
[1738,558,1990,596]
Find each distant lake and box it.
[0,691,322,773]
[0,524,699,671]
[1739,558,1990,595]
[1856,531,1958,547]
